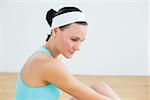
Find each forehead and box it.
[63,23,88,37]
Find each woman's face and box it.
[54,23,88,58]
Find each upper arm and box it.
[41,58,111,100]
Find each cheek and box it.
[62,39,73,50]
[57,36,73,52]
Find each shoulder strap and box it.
[37,47,52,57]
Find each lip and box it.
[69,51,75,55]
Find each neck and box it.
[42,38,60,58]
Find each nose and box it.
[73,43,80,51]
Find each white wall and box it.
[0,0,148,76]
[148,0,150,75]
[0,5,3,70]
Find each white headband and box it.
[51,11,87,29]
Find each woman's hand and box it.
[70,82,120,100]
[91,82,120,100]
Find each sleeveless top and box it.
[14,47,61,100]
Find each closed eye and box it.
[71,38,78,42]
[71,36,85,42]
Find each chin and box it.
[62,52,74,59]
[65,55,73,59]
[63,54,73,59]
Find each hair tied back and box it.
[46,9,57,27]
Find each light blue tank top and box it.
[15,47,61,100]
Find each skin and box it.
[71,82,120,100]
[46,23,87,59]
[20,23,120,100]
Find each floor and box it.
[0,72,149,100]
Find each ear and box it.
[52,28,61,37]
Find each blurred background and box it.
[0,0,149,76]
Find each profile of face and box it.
[53,23,88,58]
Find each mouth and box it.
[69,51,75,55]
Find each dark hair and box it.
[46,7,88,42]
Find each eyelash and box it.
[71,38,78,42]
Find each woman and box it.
[15,7,120,100]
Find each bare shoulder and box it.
[39,56,73,83]
[26,52,72,82]
[28,53,67,73]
